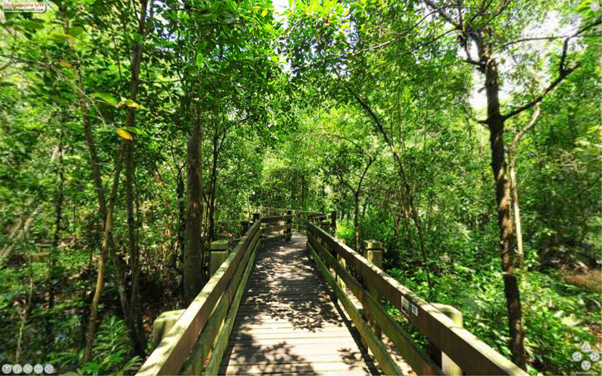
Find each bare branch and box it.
[500,34,599,49]
[502,64,577,120]
[502,19,601,120]
[423,0,461,29]
[510,104,541,156]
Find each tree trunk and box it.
[47,127,64,344]
[353,94,432,296]
[59,5,133,352]
[125,140,145,355]
[183,112,205,305]
[208,126,220,242]
[122,0,149,355]
[175,165,186,278]
[508,105,540,269]
[354,193,360,251]
[483,52,526,369]
[509,162,524,268]
[84,145,125,361]
[301,175,305,210]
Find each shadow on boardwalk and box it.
[220,233,378,375]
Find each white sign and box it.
[2,2,47,13]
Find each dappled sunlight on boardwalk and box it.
[220,233,378,375]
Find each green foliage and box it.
[50,317,142,376]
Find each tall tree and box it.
[423,0,600,367]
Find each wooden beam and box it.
[261,223,292,232]
[261,215,294,223]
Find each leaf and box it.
[91,92,118,106]
[122,126,140,134]
[69,26,85,37]
[261,8,268,17]
[122,99,141,108]
[196,52,204,68]
[116,128,133,141]
[58,61,73,69]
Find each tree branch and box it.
[509,104,541,158]
[501,20,601,120]
[502,65,577,120]
[500,33,599,49]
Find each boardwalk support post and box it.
[430,303,463,376]
[210,240,230,277]
[252,212,260,223]
[330,210,337,235]
[240,221,250,236]
[286,210,293,241]
[363,240,383,341]
[336,238,347,292]
[151,309,185,348]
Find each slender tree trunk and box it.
[208,126,219,242]
[125,140,145,355]
[483,51,526,369]
[353,193,360,251]
[84,145,125,361]
[509,162,524,268]
[183,111,204,305]
[301,175,305,210]
[59,5,133,350]
[175,165,186,277]
[508,105,540,269]
[47,127,64,344]
[122,0,149,355]
[354,94,432,296]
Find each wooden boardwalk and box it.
[220,233,379,375]
[139,216,528,376]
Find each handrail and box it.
[306,222,528,376]
[136,220,261,376]
[259,214,293,243]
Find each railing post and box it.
[363,240,383,341]
[286,210,293,241]
[152,309,185,348]
[209,240,230,277]
[430,304,463,376]
[240,221,250,236]
[335,238,346,292]
[330,210,337,235]
[252,212,260,223]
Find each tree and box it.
[423,0,600,367]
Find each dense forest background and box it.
[0,0,600,374]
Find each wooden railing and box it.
[136,214,294,376]
[259,207,336,233]
[306,221,528,376]
[259,214,293,243]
